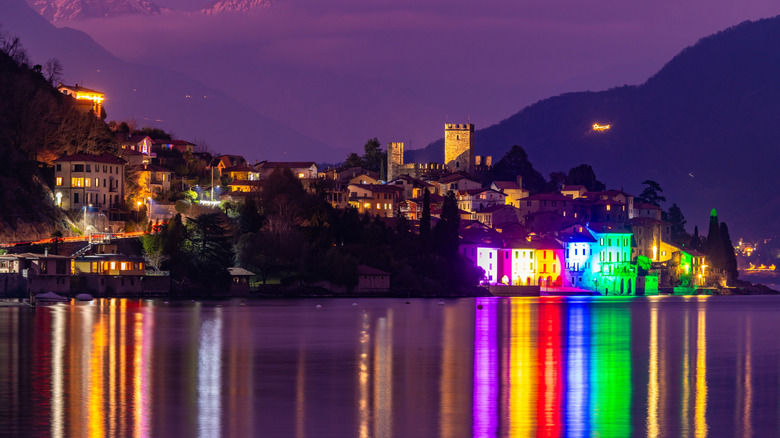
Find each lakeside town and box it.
[0,79,777,299]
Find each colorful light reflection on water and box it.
[0,296,779,436]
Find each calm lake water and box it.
[2,296,780,437]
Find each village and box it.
[0,84,728,298]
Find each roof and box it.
[561,185,586,191]
[119,148,144,156]
[392,175,432,186]
[0,252,73,260]
[57,84,103,94]
[437,172,478,184]
[54,152,125,165]
[223,164,257,173]
[130,164,170,173]
[587,222,632,235]
[358,265,390,276]
[258,161,316,169]
[558,229,597,243]
[629,217,665,226]
[492,181,522,190]
[520,193,571,202]
[76,254,144,262]
[477,204,515,214]
[228,267,256,276]
[635,202,662,210]
[126,134,152,143]
[348,183,402,193]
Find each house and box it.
[0,252,72,296]
[456,188,506,215]
[633,202,663,220]
[561,185,587,199]
[630,217,672,262]
[516,193,574,224]
[212,155,248,174]
[356,265,391,292]
[474,204,519,228]
[228,180,263,193]
[491,176,529,207]
[558,224,597,289]
[347,184,402,217]
[524,210,567,234]
[256,161,318,180]
[584,222,637,295]
[53,153,125,212]
[335,167,381,184]
[119,148,150,166]
[433,172,481,195]
[388,175,434,200]
[228,267,255,296]
[670,249,708,288]
[459,221,504,264]
[153,139,196,154]
[57,83,104,115]
[73,254,145,296]
[573,197,628,224]
[131,164,173,197]
[223,164,260,182]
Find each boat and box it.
[34,292,68,304]
[75,293,94,301]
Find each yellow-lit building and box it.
[73,254,145,295]
[53,153,125,212]
[57,84,104,115]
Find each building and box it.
[347,184,402,217]
[356,265,391,292]
[491,177,529,207]
[256,161,318,180]
[153,139,196,154]
[434,172,481,195]
[133,164,172,197]
[630,217,672,262]
[457,188,506,215]
[474,204,519,228]
[516,193,574,224]
[73,254,145,295]
[444,123,474,173]
[387,142,404,181]
[0,252,72,296]
[53,153,125,211]
[57,84,104,115]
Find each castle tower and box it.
[388,142,404,181]
[444,123,474,174]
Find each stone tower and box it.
[387,142,404,181]
[444,123,474,174]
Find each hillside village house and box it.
[73,254,145,295]
[491,176,529,207]
[457,188,506,216]
[434,172,481,195]
[53,153,125,212]
[57,84,104,115]
[348,184,402,217]
[0,252,72,295]
[153,139,196,154]
[256,161,318,180]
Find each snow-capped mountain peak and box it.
[26,0,169,22]
[200,0,272,15]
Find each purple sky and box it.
[63,0,780,156]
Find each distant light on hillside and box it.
[592,123,611,132]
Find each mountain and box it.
[2,0,343,163]
[407,17,780,239]
[201,0,272,15]
[25,0,168,21]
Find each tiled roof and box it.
[587,222,632,234]
[438,172,477,184]
[634,202,662,210]
[477,204,515,214]
[223,165,256,173]
[520,193,571,202]
[54,153,125,165]
[258,161,316,169]
[492,181,521,190]
[358,265,390,276]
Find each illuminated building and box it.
[53,153,126,212]
[73,254,146,295]
[474,204,519,229]
[57,83,104,115]
[457,188,507,218]
[669,249,708,290]
[435,172,482,195]
[387,142,404,182]
[444,123,475,173]
[255,161,318,180]
[347,183,403,217]
[584,223,637,294]
[516,193,574,224]
[491,177,529,207]
[559,224,596,289]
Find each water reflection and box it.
[0,296,778,436]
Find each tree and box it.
[420,188,431,251]
[43,58,63,85]
[434,191,460,258]
[362,138,384,173]
[344,152,363,168]
[141,232,167,272]
[704,209,726,274]
[565,164,606,192]
[491,145,547,194]
[546,171,567,193]
[637,180,666,207]
[720,222,738,284]
[666,203,689,245]
[689,225,702,251]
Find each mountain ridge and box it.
[25,0,272,20]
[406,17,780,239]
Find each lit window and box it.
[110,262,116,270]
[56,177,62,186]
[95,178,99,187]
[85,178,91,188]
[120,262,126,270]
[298,173,305,178]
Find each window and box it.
[74,193,79,203]
[73,164,84,172]
[600,238,604,245]
[95,178,99,187]
[56,164,61,171]
[103,165,107,173]
[85,178,91,188]
[56,177,62,186]
[86,164,91,172]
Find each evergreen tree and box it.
[720,221,739,283]
[565,164,606,192]
[490,145,547,194]
[705,209,726,273]
[689,225,702,251]
[420,188,431,251]
[637,180,666,207]
[434,191,460,258]
[666,203,688,245]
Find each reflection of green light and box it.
[589,305,632,436]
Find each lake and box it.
[1,296,780,437]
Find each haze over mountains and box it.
[2,0,344,162]
[25,0,270,20]
[408,17,780,238]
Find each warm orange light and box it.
[592,123,611,131]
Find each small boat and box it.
[75,293,94,301]
[34,292,68,303]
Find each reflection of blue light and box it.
[567,304,589,437]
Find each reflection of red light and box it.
[537,302,562,438]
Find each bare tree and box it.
[0,31,29,66]
[44,58,63,85]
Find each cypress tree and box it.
[420,188,431,251]
[690,225,701,251]
[720,221,739,283]
[705,208,725,272]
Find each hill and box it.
[2,0,344,163]
[0,48,79,242]
[407,17,780,239]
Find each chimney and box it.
[516,174,523,188]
